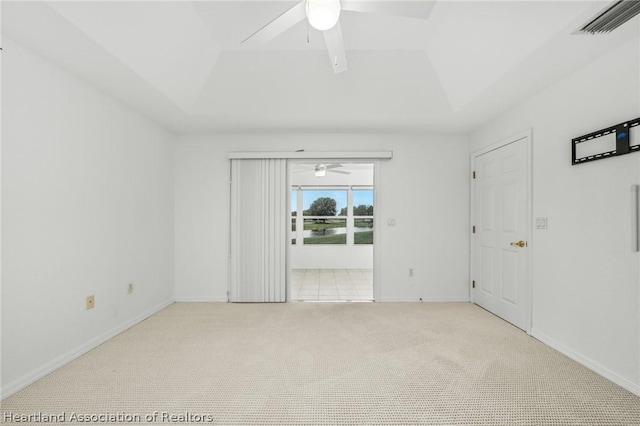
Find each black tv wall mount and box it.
[572,117,639,165]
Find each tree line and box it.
[301,197,373,217]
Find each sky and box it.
[353,189,374,207]
[292,189,373,214]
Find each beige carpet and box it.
[2,302,639,425]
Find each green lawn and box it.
[292,220,345,232]
[300,231,373,245]
[293,218,372,231]
[354,231,373,244]
[291,218,373,245]
[354,218,373,228]
[303,233,347,244]
[303,219,346,231]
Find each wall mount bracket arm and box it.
[572,117,639,165]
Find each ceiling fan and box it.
[242,0,435,74]
[293,163,351,177]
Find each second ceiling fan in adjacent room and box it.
[293,163,352,177]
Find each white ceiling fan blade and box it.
[323,23,348,74]
[341,1,435,19]
[325,163,344,170]
[328,169,351,175]
[292,165,315,173]
[242,1,307,47]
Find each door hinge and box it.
[472,280,475,289]
[472,171,476,179]
[472,225,476,234]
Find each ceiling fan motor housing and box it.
[306,0,341,31]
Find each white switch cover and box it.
[535,217,548,230]
[387,218,396,227]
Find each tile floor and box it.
[291,269,374,301]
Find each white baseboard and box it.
[1,299,174,400]
[376,297,470,303]
[531,328,640,396]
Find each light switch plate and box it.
[535,217,548,230]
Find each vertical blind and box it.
[229,159,287,302]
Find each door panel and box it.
[482,184,495,231]
[474,137,528,330]
[501,249,518,305]
[481,247,494,295]
[502,181,518,232]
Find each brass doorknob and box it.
[510,240,526,248]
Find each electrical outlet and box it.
[127,283,134,294]
[408,268,414,277]
[86,295,95,310]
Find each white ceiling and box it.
[2,0,639,133]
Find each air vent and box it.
[579,0,640,34]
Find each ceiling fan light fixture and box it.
[314,164,326,177]
[306,0,341,31]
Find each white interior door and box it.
[473,135,529,330]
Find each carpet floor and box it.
[2,302,639,425]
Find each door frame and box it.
[286,158,380,302]
[228,151,390,303]
[470,129,533,334]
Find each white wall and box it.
[290,163,374,270]
[471,35,640,394]
[1,38,175,398]
[291,245,374,270]
[174,133,470,302]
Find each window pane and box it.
[303,190,347,217]
[291,190,297,244]
[291,189,297,216]
[353,189,374,216]
[291,218,296,245]
[354,218,373,244]
[303,218,347,244]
